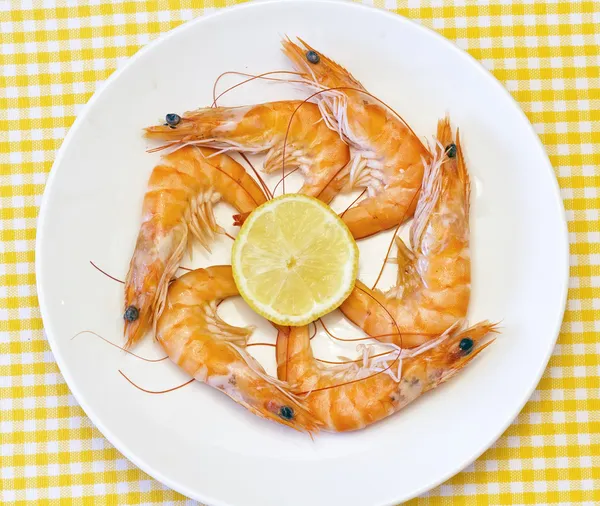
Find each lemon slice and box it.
[232,194,358,325]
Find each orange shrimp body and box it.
[124,146,267,348]
[156,266,321,433]
[145,100,350,199]
[276,321,495,432]
[282,38,431,239]
[340,118,471,348]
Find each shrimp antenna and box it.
[340,189,366,218]
[315,349,395,365]
[240,153,273,200]
[370,186,421,290]
[320,318,436,343]
[211,70,307,107]
[320,318,374,343]
[90,261,124,284]
[72,330,168,363]
[228,341,308,408]
[272,167,299,196]
[299,321,498,395]
[288,84,427,151]
[119,370,194,394]
[353,284,403,348]
[209,70,311,201]
[295,348,402,396]
[371,221,403,290]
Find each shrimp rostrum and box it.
[157,265,322,432]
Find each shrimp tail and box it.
[209,308,253,347]
[275,325,293,382]
[339,280,394,341]
[232,211,250,227]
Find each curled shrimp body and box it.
[145,100,351,199]
[156,265,322,432]
[282,38,431,239]
[124,146,267,348]
[340,118,471,348]
[276,321,495,432]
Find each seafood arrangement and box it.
[115,38,497,433]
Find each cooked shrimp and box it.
[157,265,321,432]
[276,321,496,432]
[144,101,350,199]
[124,146,267,348]
[340,117,471,348]
[282,38,431,239]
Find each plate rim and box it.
[35,1,570,504]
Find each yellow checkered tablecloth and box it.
[1,0,598,504]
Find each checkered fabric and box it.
[1,1,598,504]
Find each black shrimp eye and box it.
[278,405,294,420]
[459,337,474,354]
[165,113,181,128]
[445,143,457,158]
[124,305,139,322]
[306,50,320,64]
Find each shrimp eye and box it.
[306,50,320,64]
[458,337,474,354]
[124,305,139,322]
[278,405,294,420]
[165,113,181,128]
[445,143,457,158]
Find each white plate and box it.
[36,2,569,505]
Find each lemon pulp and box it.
[232,194,358,325]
